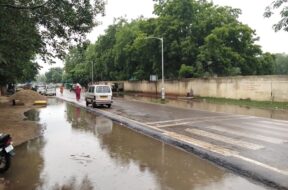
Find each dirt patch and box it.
[0,96,42,146]
[0,95,44,188]
[8,90,47,106]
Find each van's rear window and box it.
[96,86,110,93]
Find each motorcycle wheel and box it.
[0,154,11,173]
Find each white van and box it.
[45,85,56,96]
[85,85,113,108]
[36,85,46,95]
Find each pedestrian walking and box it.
[60,84,64,95]
[75,83,81,101]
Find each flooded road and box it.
[2,99,271,190]
[122,95,288,121]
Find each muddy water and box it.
[2,99,271,190]
[123,95,288,121]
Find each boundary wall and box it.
[121,75,288,102]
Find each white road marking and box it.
[154,116,250,128]
[260,120,288,127]
[185,129,264,150]
[165,131,288,176]
[145,117,196,125]
[59,96,288,176]
[155,121,195,128]
[207,126,287,144]
[235,155,288,176]
[164,131,238,156]
[145,115,246,125]
[242,122,288,134]
[224,123,288,138]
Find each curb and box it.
[58,97,287,190]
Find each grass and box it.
[198,97,288,110]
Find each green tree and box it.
[45,67,63,83]
[152,0,243,78]
[264,1,288,31]
[0,2,42,85]
[197,23,262,76]
[0,0,105,86]
[63,0,274,81]
[274,53,288,74]
[36,74,47,83]
[179,64,194,78]
[256,53,276,75]
[64,42,90,85]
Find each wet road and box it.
[56,89,288,189]
[122,95,288,121]
[1,99,270,190]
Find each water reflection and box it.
[24,109,40,121]
[65,104,113,135]
[2,100,269,190]
[99,125,226,190]
[3,138,45,189]
[123,95,288,121]
[43,176,93,190]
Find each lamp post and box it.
[91,61,94,84]
[145,36,165,100]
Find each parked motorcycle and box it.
[0,134,14,173]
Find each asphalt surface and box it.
[57,90,288,190]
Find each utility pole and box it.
[92,61,94,84]
[144,36,165,101]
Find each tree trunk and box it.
[0,85,6,96]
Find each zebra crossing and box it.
[206,125,287,144]
[59,86,288,188]
[242,121,288,133]
[145,116,288,145]
[185,128,264,150]
[144,115,288,176]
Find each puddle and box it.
[24,109,40,121]
[2,99,271,189]
[123,95,288,121]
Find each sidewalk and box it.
[57,89,288,190]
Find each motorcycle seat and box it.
[0,134,10,144]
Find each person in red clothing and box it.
[75,83,81,101]
[60,84,64,95]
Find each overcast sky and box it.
[40,0,288,74]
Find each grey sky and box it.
[40,0,287,74]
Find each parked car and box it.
[45,85,56,96]
[85,85,113,108]
[36,85,46,95]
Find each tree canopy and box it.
[64,0,277,85]
[0,0,105,85]
[274,53,288,74]
[264,0,288,32]
[45,67,63,83]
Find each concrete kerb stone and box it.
[57,97,287,190]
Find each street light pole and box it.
[160,37,165,100]
[145,36,165,100]
[91,61,94,84]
